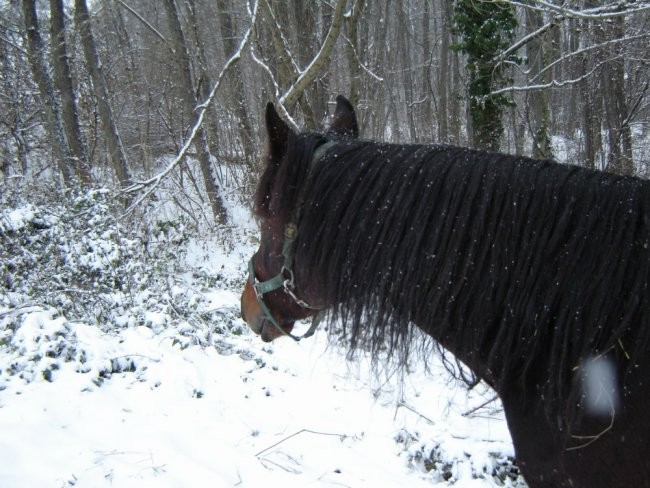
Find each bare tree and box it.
[497,0,649,172]
[21,0,74,185]
[345,0,365,109]
[213,0,256,168]
[50,0,91,184]
[0,9,33,176]
[600,13,634,175]
[524,7,553,159]
[75,0,131,188]
[4,0,650,201]
[162,0,227,224]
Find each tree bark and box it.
[437,0,450,143]
[601,15,634,175]
[162,0,227,224]
[525,8,553,159]
[50,0,92,184]
[21,0,74,185]
[75,0,131,188]
[345,0,365,110]
[280,0,346,112]
[214,0,256,168]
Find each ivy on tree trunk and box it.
[453,0,518,152]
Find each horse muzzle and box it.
[240,280,294,342]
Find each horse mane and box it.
[259,133,650,423]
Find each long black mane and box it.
[256,130,650,425]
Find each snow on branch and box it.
[503,0,650,19]
[260,0,301,77]
[493,15,562,67]
[279,0,347,111]
[121,0,260,214]
[116,0,168,42]
[496,1,649,66]
[343,35,384,83]
[492,32,650,96]
[249,50,300,131]
[490,60,608,96]
[528,33,650,84]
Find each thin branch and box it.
[0,33,29,56]
[462,394,499,417]
[116,0,168,42]
[342,35,383,82]
[490,60,606,96]
[249,49,299,131]
[493,15,563,66]
[280,0,347,110]
[250,50,280,99]
[503,0,650,19]
[255,429,347,458]
[529,33,650,84]
[395,401,436,425]
[121,0,260,213]
[260,0,300,76]
[622,82,650,130]
[496,2,649,67]
[492,28,649,96]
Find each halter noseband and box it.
[247,141,335,341]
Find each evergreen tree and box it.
[453,0,518,151]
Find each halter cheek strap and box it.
[248,223,322,342]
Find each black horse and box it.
[241,96,650,487]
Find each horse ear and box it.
[266,102,290,160]
[328,95,359,139]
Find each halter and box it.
[246,141,335,341]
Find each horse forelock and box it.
[253,132,327,229]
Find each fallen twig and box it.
[255,428,347,458]
[462,394,499,417]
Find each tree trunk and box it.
[162,0,227,224]
[437,0,450,142]
[214,0,257,169]
[580,3,602,170]
[75,0,131,188]
[50,0,92,185]
[601,15,634,175]
[345,0,365,110]
[280,0,346,112]
[525,8,553,160]
[261,0,296,89]
[1,35,30,175]
[21,0,74,185]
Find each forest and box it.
[1,0,649,225]
[1,2,649,485]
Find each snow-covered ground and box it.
[0,192,524,487]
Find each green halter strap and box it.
[247,141,335,341]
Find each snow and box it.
[0,196,523,488]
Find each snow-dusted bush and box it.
[395,428,526,486]
[1,188,190,325]
[1,187,251,387]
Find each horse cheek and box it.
[241,281,263,334]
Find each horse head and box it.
[240,96,358,342]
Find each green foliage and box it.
[0,186,253,386]
[0,188,189,326]
[453,0,519,150]
[396,428,527,485]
